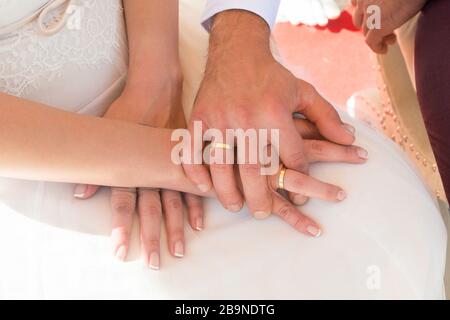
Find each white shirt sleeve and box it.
[202,0,281,32]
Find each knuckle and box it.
[322,103,339,120]
[111,200,135,216]
[233,105,252,125]
[286,151,307,169]
[165,197,182,210]
[299,81,318,106]
[309,141,324,154]
[277,203,293,219]
[264,98,284,115]
[140,205,162,218]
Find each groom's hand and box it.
[184,10,356,217]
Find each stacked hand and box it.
[74,71,204,270]
[352,0,427,53]
[185,10,364,223]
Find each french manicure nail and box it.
[195,217,203,231]
[337,190,347,201]
[343,124,355,136]
[197,184,210,193]
[357,148,369,160]
[148,252,160,270]
[174,241,184,258]
[306,225,322,237]
[254,211,271,220]
[115,245,127,261]
[74,184,87,198]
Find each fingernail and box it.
[306,225,322,237]
[195,217,203,231]
[197,184,210,193]
[357,148,369,160]
[174,241,184,258]
[148,252,160,270]
[343,124,355,136]
[228,203,242,212]
[337,190,347,201]
[115,245,127,261]
[254,211,271,220]
[74,184,87,198]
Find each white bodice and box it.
[0,0,128,116]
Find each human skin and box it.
[184,10,357,218]
[351,0,428,54]
[73,0,202,268]
[0,89,370,236]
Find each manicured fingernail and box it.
[148,252,160,270]
[197,184,209,193]
[254,211,271,220]
[343,124,355,136]
[195,217,203,231]
[357,148,369,160]
[115,245,127,261]
[174,241,184,258]
[306,225,322,237]
[228,204,242,212]
[74,184,87,198]
[337,190,347,201]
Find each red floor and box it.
[274,10,377,107]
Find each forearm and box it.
[0,93,201,193]
[123,0,180,96]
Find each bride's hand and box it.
[231,117,369,237]
[74,73,204,270]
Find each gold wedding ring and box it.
[211,142,232,150]
[278,165,287,190]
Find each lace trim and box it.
[0,0,127,98]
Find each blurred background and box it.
[274,3,376,107]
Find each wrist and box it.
[125,64,183,104]
[208,10,273,64]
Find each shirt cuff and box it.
[201,0,281,32]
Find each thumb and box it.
[73,184,101,199]
[296,80,355,145]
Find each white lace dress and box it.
[0,0,447,299]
